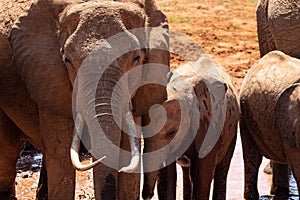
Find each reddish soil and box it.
[165,0,259,89]
[14,0,262,199]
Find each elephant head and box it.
[9,0,169,197]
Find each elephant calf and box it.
[240,50,300,199]
[142,56,239,200]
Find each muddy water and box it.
[15,133,299,199]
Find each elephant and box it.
[239,50,300,199]
[256,0,300,58]
[0,0,170,199]
[142,56,239,200]
[256,0,300,190]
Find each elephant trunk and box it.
[70,65,140,172]
[142,134,160,199]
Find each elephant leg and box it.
[142,171,157,200]
[117,130,140,200]
[39,108,75,200]
[282,140,300,196]
[190,149,217,200]
[93,164,119,200]
[240,119,262,200]
[157,162,177,200]
[117,172,140,200]
[213,134,237,200]
[36,160,48,200]
[182,166,191,200]
[270,162,289,196]
[286,156,300,196]
[0,110,25,200]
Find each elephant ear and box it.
[276,83,300,148]
[9,0,74,115]
[192,78,227,158]
[256,0,276,57]
[131,0,169,116]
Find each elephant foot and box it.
[0,191,17,200]
[270,185,289,197]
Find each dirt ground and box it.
[14,0,264,199]
[165,0,259,89]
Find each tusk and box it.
[70,114,106,171]
[119,111,141,173]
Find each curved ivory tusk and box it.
[119,111,141,173]
[70,114,106,171]
[119,154,140,173]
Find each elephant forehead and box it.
[63,1,146,30]
[268,0,300,19]
[61,1,146,64]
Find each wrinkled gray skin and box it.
[257,0,300,58]
[256,0,300,195]
[0,0,169,199]
[142,56,239,200]
[240,51,300,199]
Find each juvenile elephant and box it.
[142,56,239,200]
[240,51,300,199]
[256,0,300,58]
[0,0,169,199]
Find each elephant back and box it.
[240,51,300,161]
[0,0,33,36]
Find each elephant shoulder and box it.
[0,32,21,95]
[276,83,300,148]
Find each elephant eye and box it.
[166,128,177,137]
[64,56,72,64]
[61,47,72,65]
[133,53,141,63]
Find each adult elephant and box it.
[142,57,239,200]
[256,0,300,195]
[0,0,169,199]
[240,51,300,199]
[256,0,300,58]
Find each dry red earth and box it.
[14,0,267,199]
[165,0,259,89]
